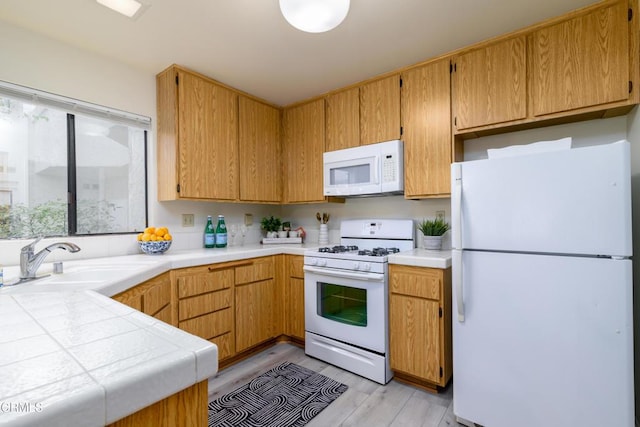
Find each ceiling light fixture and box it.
[279,0,350,33]
[96,0,143,18]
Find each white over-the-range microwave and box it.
[323,140,404,197]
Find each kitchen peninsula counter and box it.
[0,290,216,427]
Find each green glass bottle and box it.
[215,215,227,248]
[204,215,215,248]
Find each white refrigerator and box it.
[450,141,634,427]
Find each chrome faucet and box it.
[20,237,81,280]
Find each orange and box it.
[137,233,143,241]
[144,226,155,235]
[164,233,172,241]
[155,228,166,237]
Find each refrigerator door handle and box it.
[453,249,465,322]
[452,164,462,250]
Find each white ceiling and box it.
[0,0,597,106]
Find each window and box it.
[0,81,149,239]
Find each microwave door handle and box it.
[371,157,379,184]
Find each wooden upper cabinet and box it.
[401,59,452,199]
[452,36,527,131]
[156,66,238,201]
[283,99,326,203]
[325,87,360,152]
[238,97,281,203]
[360,74,401,145]
[531,0,631,116]
[177,70,238,200]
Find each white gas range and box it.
[303,219,415,384]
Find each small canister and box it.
[53,262,64,274]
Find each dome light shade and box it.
[279,0,350,33]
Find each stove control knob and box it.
[318,259,327,267]
[352,262,361,270]
[309,258,318,266]
[362,263,371,271]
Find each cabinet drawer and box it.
[144,276,171,315]
[390,265,441,300]
[177,267,234,298]
[235,257,274,284]
[179,289,232,321]
[179,308,232,340]
[288,255,304,278]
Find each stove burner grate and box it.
[318,245,359,254]
[357,247,401,257]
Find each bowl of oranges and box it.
[137,226,172,255]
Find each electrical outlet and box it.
[182,213,194,227]
[244,213,253,226]
[436,211,445,221]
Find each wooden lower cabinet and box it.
[389,265,452,389]
[107,380,207,427]
[113,272,175,326]
[284,255,305,341]
[115,255,305,369]
[174,263,236,361]
[235,279,275,352]
[175,256,278,361]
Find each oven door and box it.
[304,265,387,354]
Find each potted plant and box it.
[260,215,282,238]
[417,218,450,250]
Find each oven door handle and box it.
[303,266,385,282]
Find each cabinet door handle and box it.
[207,261,252,272]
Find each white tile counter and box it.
[388,248,452,269]
[0,291,217,427]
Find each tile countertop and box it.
[388,249,452,269]
[0,291,217,427]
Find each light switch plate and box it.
[182,213,195,227]
[244,213,253,226]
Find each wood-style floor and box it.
[208,343,461,427]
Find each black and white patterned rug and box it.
[208,362,348,427]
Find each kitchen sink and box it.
[4,261,160,287]
[34,267,139,285]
